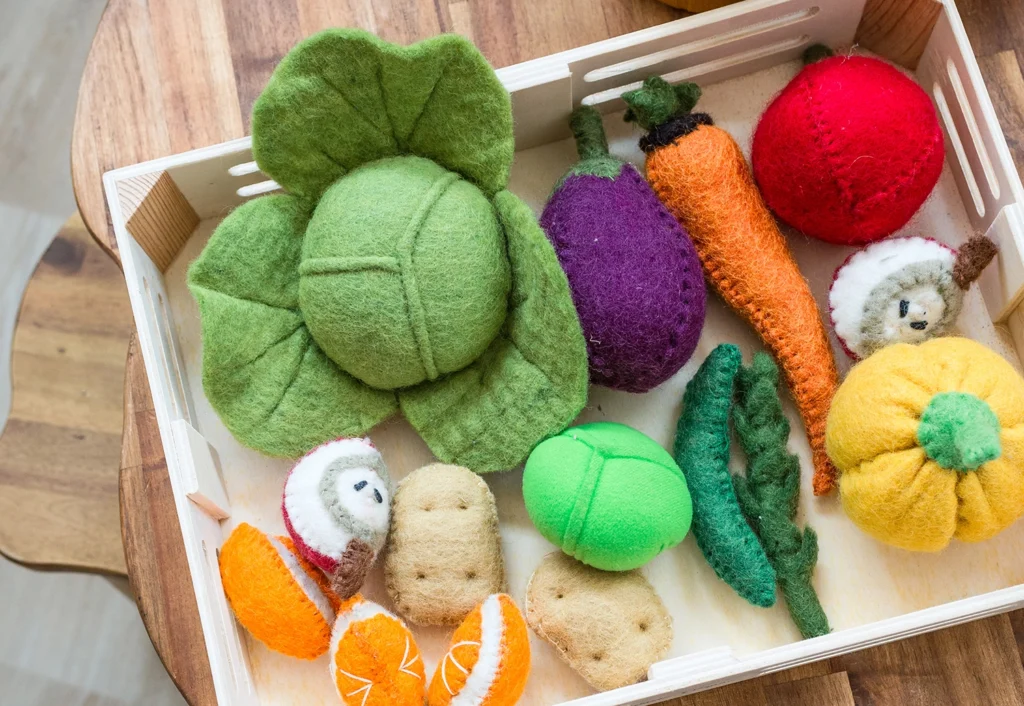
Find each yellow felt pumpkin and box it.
[826,337,1024,551]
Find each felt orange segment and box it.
[428,594,531,706]
[331,597,425,706]
[219,522,337,660]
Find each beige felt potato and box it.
[384,463,504,625]
[525,552,672,692]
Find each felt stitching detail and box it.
[299,256,402,275]
[317,73,398,157]
[801,78,857,222]
[267,335,314,422]
[398,169,461,381]
[561,446,604,556]
[404,56,454,148]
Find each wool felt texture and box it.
[673,344,777,607]
[953,235,999,289]
[218,523,340,659]
[732,353,831,639]
[301,155,510,390]
[282,438,392,598]
[623,77,841,496]
[188,29,589,470]
[330,596,426,706]
[523,421,692,571]
[751,49,945,245]
[252,29,514,200]
[427,594,531,706]
[525,552,672,692]
[827,338,1024,552]
[540,105,707,393]
[189,194,397,458]
[385,463,505,626]
[829,237,960,360]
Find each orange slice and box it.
[331,596,425,706]
[219,522,339,659]
[428,594,531,706]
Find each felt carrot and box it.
[623,77,840,495]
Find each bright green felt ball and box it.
[523,421,693,571]
[298,155,511,390]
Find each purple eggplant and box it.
[540,106,706,393]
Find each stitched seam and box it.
[317,74,398,158]
[649,171,839,491]
[299,256,402,276]
[854,132,941,212]
[398,169,460,381]
[802,78,858,222]
[562,447,604,555]
[404,55,451,146]
[266,334,314,422]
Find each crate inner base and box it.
[164,60,1024,706]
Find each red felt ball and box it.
[752,55,945,246]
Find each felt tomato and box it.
[752,47,945,245]
[826,338,1024,552]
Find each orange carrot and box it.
[623,78,840,495]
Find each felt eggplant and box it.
[540,106,706,393]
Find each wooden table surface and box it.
[71,0,1024,704]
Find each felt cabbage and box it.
[827,338,1024,552]
[188,29,588,471]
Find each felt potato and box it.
[218,523,341,659]
[385,463,505,626]
[540,106,706,392]
[830,235,998,360]
[752,46,945,245]
[523,422,692,571]
[330,596,425,706]
[188,28,587,472]
[525,553,672,692]
[283,438,392,599]
[827,338,1024,552]
[427,594,531,706]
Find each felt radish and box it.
[540,106,706,392]
[829,235,997,360]
[752,46,945,245]
[282,438,393,599]
[623,77,841,495]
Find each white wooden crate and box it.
[102,1,1024,704]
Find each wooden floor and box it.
[0,0,185,703]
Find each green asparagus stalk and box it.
[731,352,831,638]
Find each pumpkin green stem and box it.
[918,392,1002,472]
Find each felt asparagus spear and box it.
[623,78,840,495]
[674,344,777,607]
[733,353,830,639]
[540,106,706,393]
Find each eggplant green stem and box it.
[570,106,610,161]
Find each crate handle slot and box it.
[946,58,1001,202]
[238,180,281,198]
[933,82,986,219]
[583,6,820,84]
[582,35,810,107]
[228,161,262,177]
